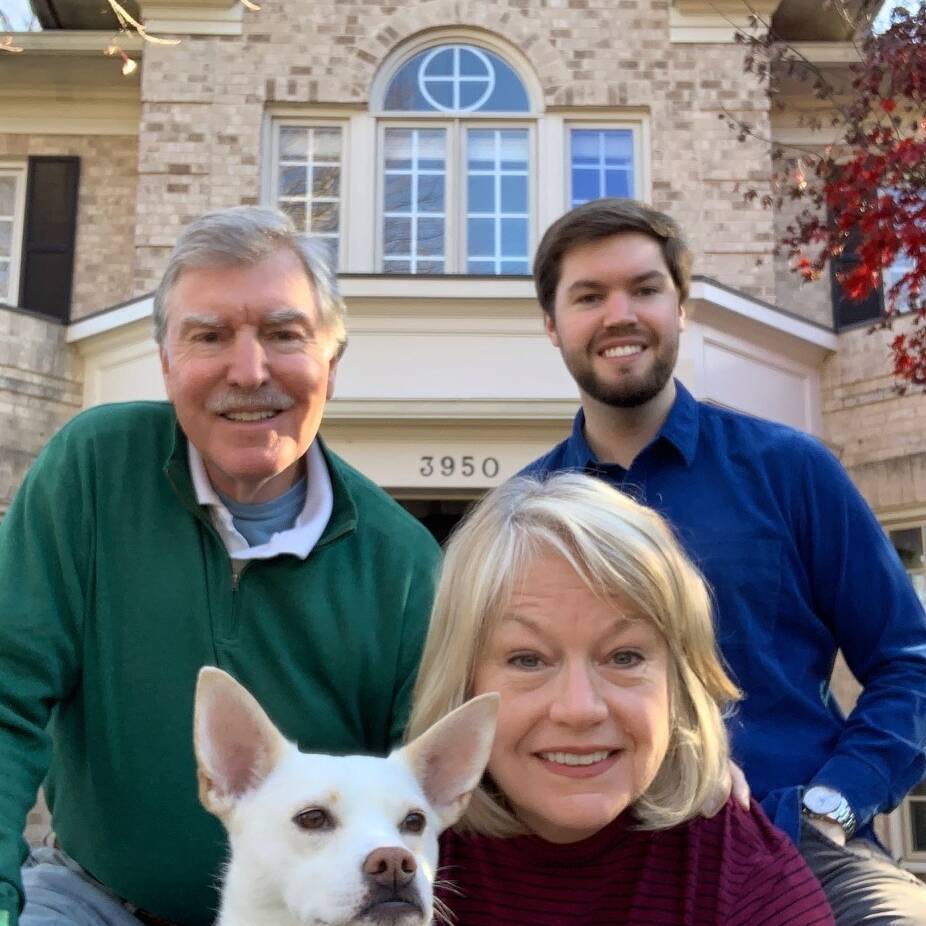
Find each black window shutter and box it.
[830,215,884,330]
[19,156,80,323]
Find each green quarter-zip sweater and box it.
[0,402,441,926]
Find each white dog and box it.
[193,667,497,926]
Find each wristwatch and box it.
[801,785,857,840]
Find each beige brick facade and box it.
[0,308,82,517]
[129,0,777,300]
[0,134,138,321]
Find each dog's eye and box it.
[400,811,427,834]
[293,808,333,831]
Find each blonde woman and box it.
[408,473,834,926]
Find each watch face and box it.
[804,787,841,815]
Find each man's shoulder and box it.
[696,401,831,468]
[520,438,576,478]
[43,401,176,460]
[323,446,440,557]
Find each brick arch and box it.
[352,0,571,106]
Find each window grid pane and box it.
[276,126,342,267]
[889,526,926,609]
[890,524,926,856]
[0,173,23,305]
[466,129,529,275]
[382,128,446,274]
[570,129,634,207]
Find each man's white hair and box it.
[153,206,347,358]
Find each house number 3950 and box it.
[419,455,500,478]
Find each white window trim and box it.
[565,120,646,207]
[881,514,926,870]
[369,28,544,117]
[266,116,351,273]
[0,162,28,309]
[375,117,536,274]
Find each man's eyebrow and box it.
[630,270,669,286]
[565,269,669,295]
[176,313,225,336]
[262,307,314,327]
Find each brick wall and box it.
[773,169,833,328]
[822,317,926,509]
[0,308,82,518]
[132,0,776,300]
[0,134,139,321]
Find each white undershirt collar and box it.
[187,440,333,561]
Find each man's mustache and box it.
[207,386,295,413]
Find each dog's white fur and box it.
[193,667,497,926]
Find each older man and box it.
[0,207,440,926]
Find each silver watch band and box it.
[802,785,858,840]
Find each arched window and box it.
[268,37,647,275]
[383,45,530,114]
[377,43,533,275]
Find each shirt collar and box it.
[188,441,333,560]
[565,379,700,469]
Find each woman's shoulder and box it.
[685,798,812,874]
[687,801,835,925]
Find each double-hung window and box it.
[568,128,636,207]
[0,164,27,307]
[887,523,926,864]
[272,124,345,267]
[881,189,924,313]
[379,44,533,275]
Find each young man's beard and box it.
[571,342,678,409]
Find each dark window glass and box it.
[20,157,80,322]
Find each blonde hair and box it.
[407,473,741,836]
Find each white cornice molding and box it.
[671,0,779,43]
[324,399,578,421]
[0,31,144,53]
[688,278,837,368]
[780,41,861,64]
[674,0,779,12]
[67,296,153,344]
[0,95,140,135]
[68,278,837,360]
[139,1,244,36]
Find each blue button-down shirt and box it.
[525,381,926,841]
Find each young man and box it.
[0,207,440,926]
[526,198,926,924]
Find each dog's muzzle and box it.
[359,847,424,923]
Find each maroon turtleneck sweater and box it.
[438,800,834,926]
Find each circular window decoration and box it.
[418,45,495,113]
[382,43,530,113]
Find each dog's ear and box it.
[193,667,291,819]
[400,693,499,830]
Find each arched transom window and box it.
[383,45,530,114]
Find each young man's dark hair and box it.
[533,198,693,317]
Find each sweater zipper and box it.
[231,559,249,591]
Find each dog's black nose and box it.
[363,847,417,890]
